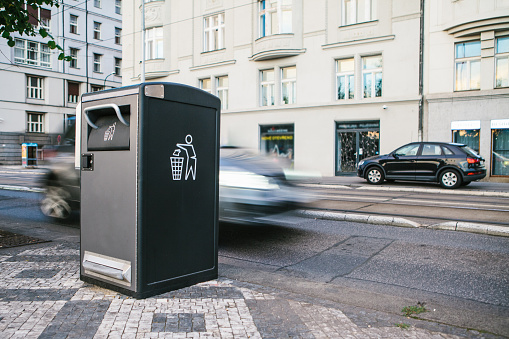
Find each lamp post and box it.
[103,72,116,89]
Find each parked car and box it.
[40,123,312,223]
[357,142,486,189]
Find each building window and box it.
[27,113,44,133]
[93,22,101,40]
[70,14,78,34]
[94,0,101,8]
[204,13,225,52]
[281,66,296,104]
[115,27,122,45]
[260,124,294,162]
[115,0,122,14]
[200,78,211,93]
[115,58,122,76]
[260,69,275,106]
[336,58,355,100]
[342,0,377,26]
[14,39,50,68]
[495,36,509,88]
[216,76,228,110]
[455,41,481,91]
[27,76,44,99]
[91,85,103,92]
[145,27,163,59]
[259,0,292,38]
[68,82,80,103]
[362,55,382,98]
[27,6,51,32]
[93,53,101,73]
[69,48,78,68]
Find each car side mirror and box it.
[391,153,399,159]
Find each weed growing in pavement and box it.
[395,323,411,330]
[402,302,427,317]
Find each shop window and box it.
[495,36,509,88]
[336,58,355,100]
[453,129,480,153]
[259,0,292,38]
[260,124,294,164]
[455,41,481,91]
[492,122,509,176]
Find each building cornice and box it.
[322,35,395,50]
[189,60,236,71]
[444,15,509,38]
[426,88,509,103]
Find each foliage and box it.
[402,304,427,317]
[395,323,411,330]
[0,0,71,61]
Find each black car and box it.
[357,142,486,189]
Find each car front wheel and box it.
[366,167,384,185]
[439,170,461,189]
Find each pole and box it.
[141,0,145,83]
[104,72,115,88]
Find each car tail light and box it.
[467,157,480,164]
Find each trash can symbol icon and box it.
[170,150,184,181]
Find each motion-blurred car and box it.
[40,124,312,224]
[357,142,486,189]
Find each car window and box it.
[442,146,454,155]
[460,145,479,157]
[421,144,442,156]
[394,144,420,156]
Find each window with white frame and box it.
[455,41,481,91]
[70,14,78,34]
[204,13,225,52]
[93,53,101,73]
[91,85,103,92]
[281,66,296,104]
[27,76,44,99]
[259,0,292,38]
[68,82,80,103]
[115,27,122,45]
[362,55,382,98]
[216,76,229,110]
[14,39,50,68]
[200,78,211,93]
[115,0,122,14]
[26,6,51,32]
[69,48,78,68]
[336,58,355,100]
[145,27,163,59]
[94,0,101,8]
[93,22,101,40]
[115,58,122,76]
[27,113,44,133]
[495,36,509,88]
[260,69,275,106]
[342,0,377,26]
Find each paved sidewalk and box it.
[0,239,502,339]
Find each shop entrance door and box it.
[336,121,380,175]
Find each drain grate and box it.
[0,230,49,249]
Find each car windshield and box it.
[460,145,479,157]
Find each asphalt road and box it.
[0,189,508,336]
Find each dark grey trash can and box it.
[80,83,220,298]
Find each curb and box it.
[0,185,44,193]
[296,209,509,237]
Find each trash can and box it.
[21,143,38,167]
[79,83,220,298]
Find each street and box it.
[0,184,508,337]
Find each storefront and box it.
[491,119,509,177]
[451,120,480,153]
[336,121,380,175]
[260,124,294,166]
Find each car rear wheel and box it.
[366,167,384,185]
[40,186,72,219]
[439,170,461,189]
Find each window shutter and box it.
[68,82,80,96]
[28,6,39,26]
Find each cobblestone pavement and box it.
[0,242,500,339]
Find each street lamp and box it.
[103,72,116,89]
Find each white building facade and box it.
[0,0,122,165]
[124,0,422,176]
[424,0,509,181]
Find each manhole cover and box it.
[0,230,49,249]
